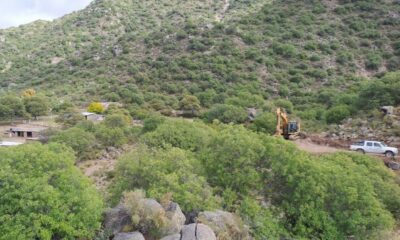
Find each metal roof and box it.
[0,141,23,146]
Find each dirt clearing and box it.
[294,139,345,154]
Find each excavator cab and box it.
[275,108,301,140]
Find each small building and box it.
[8,124,48,140]
[81,112,104,122]
[0,141,23,147]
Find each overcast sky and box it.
[0,0,93,29]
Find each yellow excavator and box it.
[275,108,301,140]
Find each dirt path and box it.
[294,139,345,154]
[78,145,134,192]
[216,0,230,22]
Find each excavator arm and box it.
[275,107,300,139]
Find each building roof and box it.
[9,124,48,132]
[0,141,23,147]
[81,112,96,116]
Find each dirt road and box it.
[294,139,345,154]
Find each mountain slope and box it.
[0,0,399,123]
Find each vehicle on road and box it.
[350,140,398,158]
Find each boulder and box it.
[247,108,258,121]
[104,204,132,234]
[112,45,123,57]
[388,161,400,171]
[381,106,394,115]
[181,223,216,240]
[163,202,186,235]
[114,232,145,240]
[160,234,181,240]
[198,210,251,240]
[132,198,166,234]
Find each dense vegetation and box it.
[1,105,400,239]
[107,118,400,239]
[0,0,399,129]
[1,0,400,239]
[0,143,103,239]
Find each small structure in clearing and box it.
[0,141,23,147]
[7,124,48,140]
[81,112,104,122]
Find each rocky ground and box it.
[103,191,250,240]
[324,107,400,150]
[78,145,135,192]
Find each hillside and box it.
[0,0,399,123]
[2,1,400,239]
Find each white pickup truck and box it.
[350,140,398,157]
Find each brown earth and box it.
[294,138,345,154]
[78,145,135,193]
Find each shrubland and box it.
[0,0,398,128]
[0,143,103,240]
[106,118,400,239]
[0,0,399,239]
[1,107,400,239]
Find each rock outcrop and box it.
[163,202,186,235]
[114,232,145,240]
[181,223,217,240]
[198,210,251,240]
[162,223,217,240]
[105,192,187,238]
[103,204,132,234]
[104,194,253,240]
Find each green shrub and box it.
[272,43,298,58]
[249,112,277,135]
[263,139,399,240]
[142,119,215,151]
[95,125,128,147]
[142,115,165,133]
[50,127,97,161]
[0,143,103,240]
[203,104,248,124]
[111,146,220,212]
[24,96,49,119]
[56,108,85,127]
[274,99,294,113]
[200,125,265,196]
[365,53,383,70]
[325,105,351,124]
[104,113,132,128]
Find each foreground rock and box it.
[160,233,181,240]
[162,223,216,240]
[182,223,217,240]
[163,202,186,235]
[104,204,132,234]
[198,210,251,240]
[387,161,400,170]
[114,232,145,240]
[104,191,186,237]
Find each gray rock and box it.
[198,210,251,240]
[114,232,145,240]
[103,204,132,234]
[388,161,400,171]
[247,108,258,121]
[163,202,186,235]
[113,45,123,57]
[143,198,164,215]
[381,106,394,115]
[181,223,216,240]
[160,234,181,240]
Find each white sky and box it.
[0,0,93,29]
